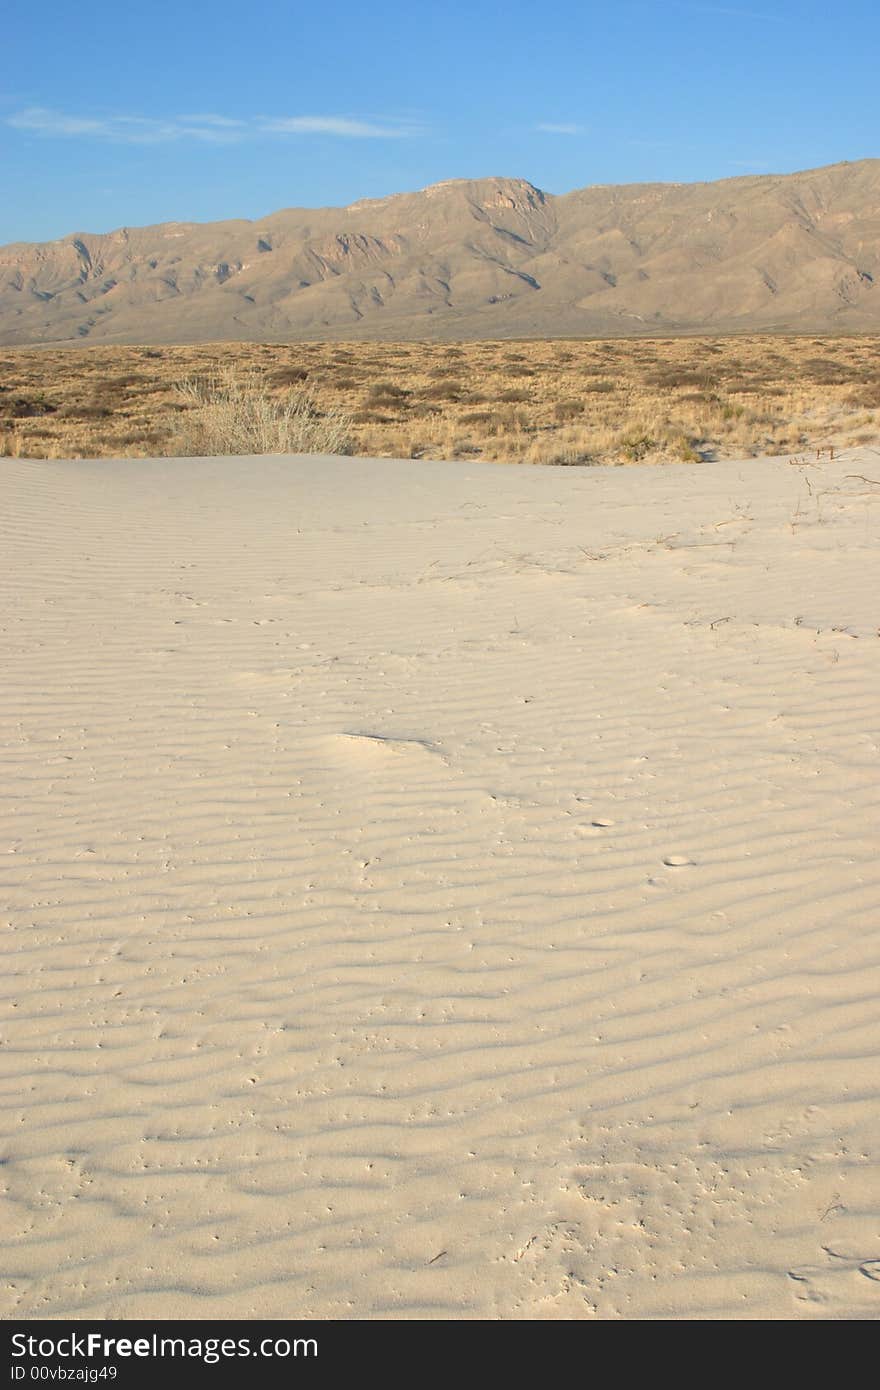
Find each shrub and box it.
[618,431,656,461]
[366,382,410,405]
[0,395,57,419]
[644,368,716,390]
[269,366,310,386]
[849,382,880,408]
[458,410,497,426]
[420,380,465,401]
[673,436,702,462]
[172,369,352,456]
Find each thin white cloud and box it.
[536,122,585,136]
[178,114,246,128]
[8,108,244,143]
[7,107,421,144]
[260,115,420,138]
[9,109,113,137]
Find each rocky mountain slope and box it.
[1,159,878,344]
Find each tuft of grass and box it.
[171,368,352,456]
[672,436,702,463]
[618,431,657,461]
[0,429,25,457]
[553,399,586,421]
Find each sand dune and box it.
[1,448,879,1319]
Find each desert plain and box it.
[1,432,879,1320]
[2,333,880,465]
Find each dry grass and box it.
[1,334,879,464]
[172,368,352,457]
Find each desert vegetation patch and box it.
[2,334,878,464]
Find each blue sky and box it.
[3,0,877,244]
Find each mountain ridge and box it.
[2,159,878,345]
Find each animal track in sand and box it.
[787,1248,880,1315]
[541,1124,867,1318]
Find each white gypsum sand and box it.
[0,448,878,1320]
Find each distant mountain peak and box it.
[1,159,878,345]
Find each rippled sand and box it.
[1,449,879,1319]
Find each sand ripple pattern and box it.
[1,451,878,1319]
